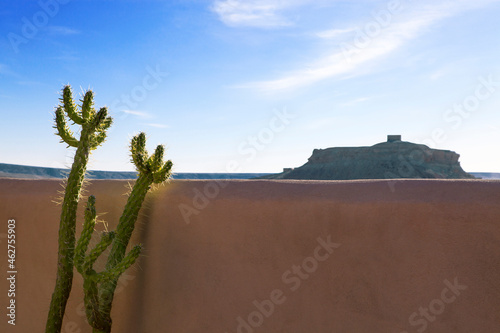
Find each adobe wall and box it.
[0,179,499,332]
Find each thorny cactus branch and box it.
[75,134,170,333]
[75,196,97,274]
[97,245,142,283]
[54,106,79,148]
[46,85,113,333]
[61,85,84,125]
[92,108,113,149]
[83,231,115,274]
[130,132,148,173]
[81,90,95,121]
[97,132,172,332]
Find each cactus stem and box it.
[46,85,113,333]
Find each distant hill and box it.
[262,136,492,180]
[0,163,271,180]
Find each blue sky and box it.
[1,0,500,173]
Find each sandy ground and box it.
[0,178,499,332]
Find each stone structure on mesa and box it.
[264,135,475,180]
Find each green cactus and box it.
[46,85,112,333]
[73,133,171,333]
[46,85,172,333]
[98,133,172,332]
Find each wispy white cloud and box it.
[341,96,371,107]
[121,111,168,128]
[17,80,43,86]
[144,123,169,129]
[0,64,19,78]
[243,0,500,92]
[315,28,355,40]
[428,58,475,81]
[304,116,338,131]
[46,26,80,36]
[121,110,153,119]
[429,69,446,81]
[50,50,79,62]
[51,54,80,62]
[211,0,313,28]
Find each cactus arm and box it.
[83,232,115,273]
[149,144,172,183]
[96,110,113,134]
[154,160,173,183]
[54,106,79,148]
[130,132,148,173]
[97,245,142,283]
[90,110,112,149]
[98,107,113,131]
[61,85,84,125]
[81,90,96,121]
[150,145,164,169]
[75,196,97,274]
[91,107,109,129]
[92,131,109,149]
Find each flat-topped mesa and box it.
[266,135,475,180]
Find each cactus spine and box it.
[46,86,112,333]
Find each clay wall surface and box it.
[0,178,499,332]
